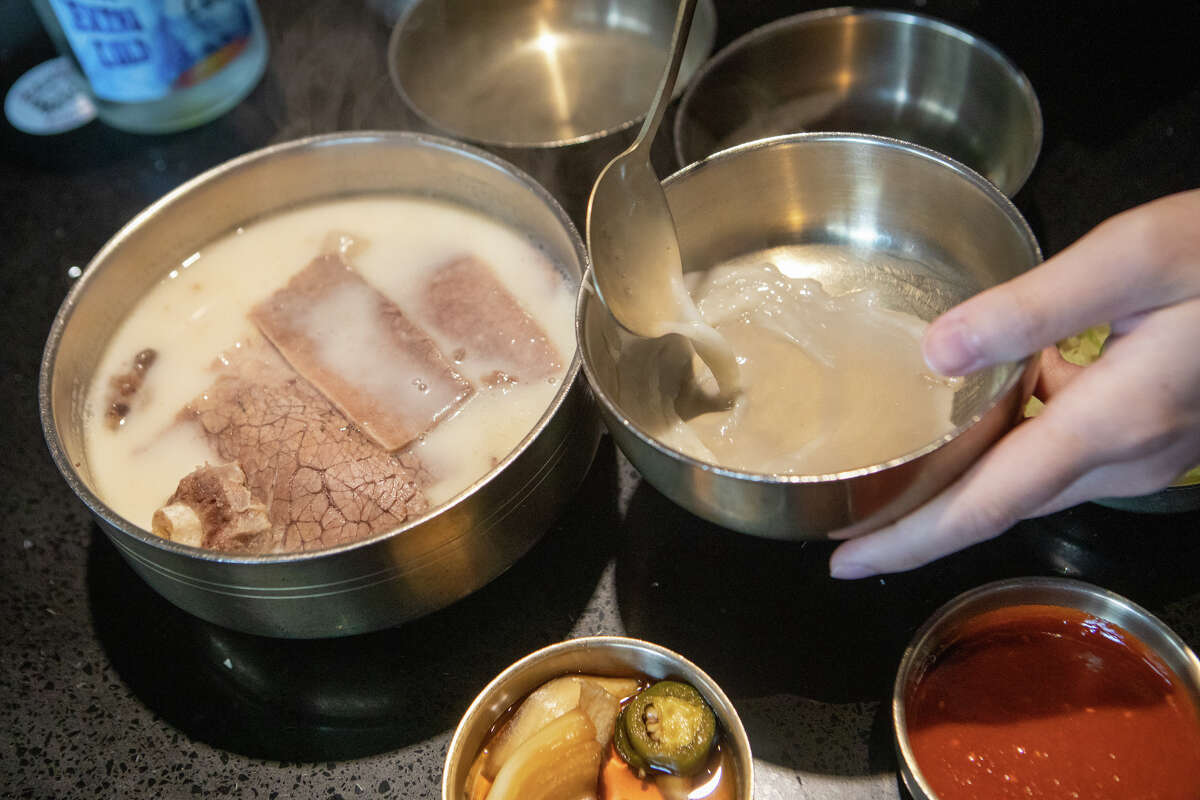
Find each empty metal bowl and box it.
[674,8,1042,196]
[577,133,1041,539]
[442,635,753,800]
[39,131,600,638]
[388,0,716,223]
[893,577,1200,799]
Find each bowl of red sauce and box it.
[894,577,1200,799]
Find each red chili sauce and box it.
[905,604,1200,799]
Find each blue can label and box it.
[46,0,256,102]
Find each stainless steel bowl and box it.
[893,577,1200,799]
[388,0,716,224]
[674,7,1042,197]
[578,133,1041,539]
[442,635,753,800]
[1096,479,1200,514]
[39,131,601,638]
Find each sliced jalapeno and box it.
[619,680,717,776]
[613,707,651,776]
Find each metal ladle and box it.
[585,0,739,392]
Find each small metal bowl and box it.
[39,131,600,638]
[442,635,753,800]
[893,577,1200,799]
[1096,479,1200,514]
[674,7,1042,197]
[388,0,716,223]
[578,133,1040,540]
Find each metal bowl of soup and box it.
[443,635,753,800]
[388,0,717,224]
[674,8,1042,196]
[577,133,1041,540]
[39,131,601,638]
[894,577,1200,798]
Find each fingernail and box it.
[923,318,981,375]
[830,561,876,580]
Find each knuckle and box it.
[1111,398,1190,460]
[1109,197,1200,284]
[1001,290,1053,356]
[943,497,1019,547]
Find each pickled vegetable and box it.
[486,709,603,800]
[618,681,717,776]
[467,672,734,800]
[485,675,627,779]
[613,709,650,776]
[1057,324,1110,366]
[1179,465,1200,486]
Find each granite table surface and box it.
[3,0,1200,797]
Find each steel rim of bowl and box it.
[39,129,588,572]
[892,576,1200,799]
[577,130,1041,488]
[1094,477,1200,513]
[387,0,717,150]
[441,635,753,800]
[673,6,1044,197]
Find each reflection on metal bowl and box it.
[578,133,1041,540]
[40,131,600,638]
[674,8,1042,196]
[1094,481,1200,514]
[388,0,716,223]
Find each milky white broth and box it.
[84,196,576,533]
[613,250,962,475]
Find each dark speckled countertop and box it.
[3,1,1200,797]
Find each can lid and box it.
[5,56,97,135]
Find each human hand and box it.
[830,189,1200,579]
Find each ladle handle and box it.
[634,0,699,153]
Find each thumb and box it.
[922,189,1200,376]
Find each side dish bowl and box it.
[893,577,1200,799]
[40,131,600,638]
[442,635,753,800]
[578,133,1041,539]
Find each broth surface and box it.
[613,253,960,474]
[85,196,575,542]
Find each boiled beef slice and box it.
[421,256,563,382]
[251,252,473,451]
[178,346,431,553]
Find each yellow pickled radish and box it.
[577,676,640,702]
[484,677,587,778]
[486,709,601,800]
[577,680,621,746]
[484,676,626,779]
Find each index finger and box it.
[922,189,1200,376]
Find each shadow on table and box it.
[86,440,622,762]
[612,478,1200,778]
